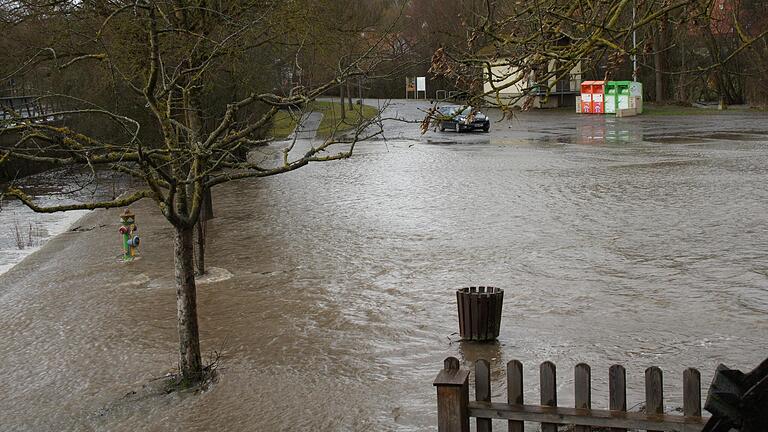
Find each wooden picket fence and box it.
[434,356,709,432]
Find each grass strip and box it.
[271,101,379,139]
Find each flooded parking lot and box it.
[1,101,767,431]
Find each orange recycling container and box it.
[580,81,605,114]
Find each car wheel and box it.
[454,122,461,133]
[483,124,490,133]
[439,124,445,132]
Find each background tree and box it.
[427,0,768,110]
[0,0,390,385]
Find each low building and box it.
[483,60,582,109]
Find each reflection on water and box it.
[1,104,767,431]
[575,117,643,145]
[458,340,503,365]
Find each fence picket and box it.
[609,365,627,432]
[645,366,664,432]
[435,357,708,432]
[540,361,557,432]
[683,368,702,418]
[575,363,591,432]
[507,360,523,432]
[478,293,488,340]
[476,360,492,432]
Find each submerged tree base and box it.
[164,350,222,393]
[162,366,218,393]
[93,358,220,422]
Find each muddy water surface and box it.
[1,102,767,431]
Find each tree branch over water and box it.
[0,0,398,385]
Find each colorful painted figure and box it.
[119,209,140,261]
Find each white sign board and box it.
[416,77,426,92]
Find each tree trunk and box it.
[339,83,346,121]
[194,185,213,276]
[705,31,732,106]
[195,220,206,276]
[347,80,353,110]
[174,224,203,384]
[358,76,363,103]
[202,186,213,220]
[654,29,665,102]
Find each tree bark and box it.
[654,27,665,102]
[339,83,346,121]
[195,220,206,276]
[194,186,213,275]
[174,224,203,384]
[358,76,363,103]
[194,185,213,276]
[347,80,353,110]
[705,31,731,106]
[202,186,213,220]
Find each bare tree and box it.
[1,0,391,385]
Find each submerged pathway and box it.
[291,111,323,140]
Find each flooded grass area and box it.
[1,101,767,431]
[0,169,130,275]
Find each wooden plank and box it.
[467,402,707,431]
[470,293,479,340]
[645,366,664,432]
[575,363,591,432]
[476,359,492,432]
[494,290,504,337]
[461,291,471,339]
[540,361,557,432]
[464,291,472,339]
[487,294,496,340]
[609,364,627,432]
[457,290,464,338]
[683,368,701,418]
[507,360,523,432]
[478,294,488,340]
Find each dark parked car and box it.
[436,106,490,132]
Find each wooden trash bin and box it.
[456,286,504,341]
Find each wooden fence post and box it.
[645,366,664,432]
[609,364,627,432]
[575,363,592,432]
[476,359,492,432]
[507,360,524,432]
[683,368,702,418]
[540,361,558,432]
[434,357,470,432]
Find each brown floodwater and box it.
[1,101,767,431]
